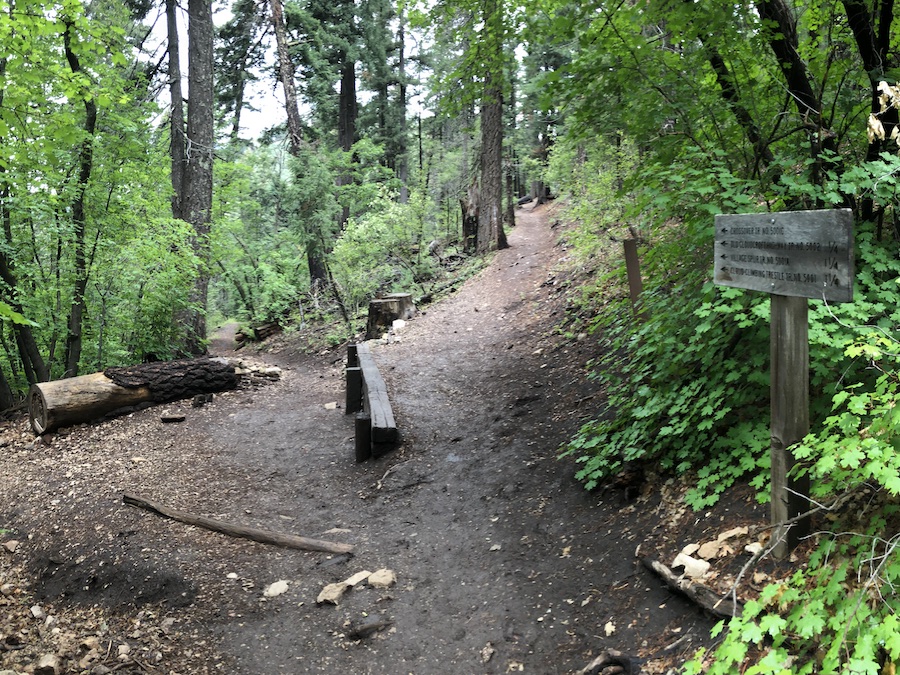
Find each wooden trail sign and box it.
[715,210,853,302]
[713,209,854,558]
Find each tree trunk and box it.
[460,180,479,254]
[0,56,48,385]
[478,76,506,253]
[270,0,304,155]
[365,293,416,339]
[397,12,409,204]
[29,357,238,434]
[477,0,507,254]
[336,58,357,231]
[842,0,896,221]
[181,0,215,355]
[270,0,330,287]
[504,68,516,228]
[0,188,48,384]
[166,0,185,220]
[62,19,98,378]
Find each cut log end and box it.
[29,387,47,435]
[365,293,416,339]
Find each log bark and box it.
[29,357,238,434]
[123,493,354,554]
[641,558,742,618]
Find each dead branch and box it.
[576,649,643,675]
[641,558,742,618]
[123,493,353,554]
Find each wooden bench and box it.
[346,343,397,461]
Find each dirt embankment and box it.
[0,203,757,675]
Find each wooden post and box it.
[347,344,359,368]
[346,367,362,414]
[623,239,645,320]
[770,294,810,558]
[355,412,372,462]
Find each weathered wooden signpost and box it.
[713,209,854,558]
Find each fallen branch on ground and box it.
[123,493,354,554]
[576,649,642,675]
[641,558,742,618]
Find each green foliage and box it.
[687,330,900,673]
[329,186,440,318]
[546,134,638,250]
[209,145,315,327]
[0,302,36,327]
[559,149,773,502]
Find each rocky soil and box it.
[0,203,777,675]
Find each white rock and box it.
[263,580,290,598]
[745,542,764,555]
[368,568,396,589]
[34,654,60,675]
[671,553,710,579]
[344,571,371,587]
[317,582,349,605]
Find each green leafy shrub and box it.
[560,141,900,508]
[686,332,900,674]
[559,149,774,505]
[329,187,441,318]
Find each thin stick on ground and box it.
[123,493,354,554]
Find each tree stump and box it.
[29,357,238,434]
[365,293,417,339]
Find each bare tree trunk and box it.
[181,0,214,355]
[478,79,507,253]
[476,0,507,253]
[270,0,304,155]
[842,0,896,223]
[397,12,409,204]
[460,181,478,254]
[166,0,185,220]
[270,0,329,286]
[504,68,516,228]
[62,19,98,378]
[337,58,357,230]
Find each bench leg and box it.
[346,367,362,414]
[355,412,372,462]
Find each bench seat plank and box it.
[355,343,398,445]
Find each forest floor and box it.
[0,203,777,675]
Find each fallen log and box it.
[28,357,238,434]
[123,493,354,555]
[641,558,742,618]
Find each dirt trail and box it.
[0,203,727,675]
[195,204,717,673]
